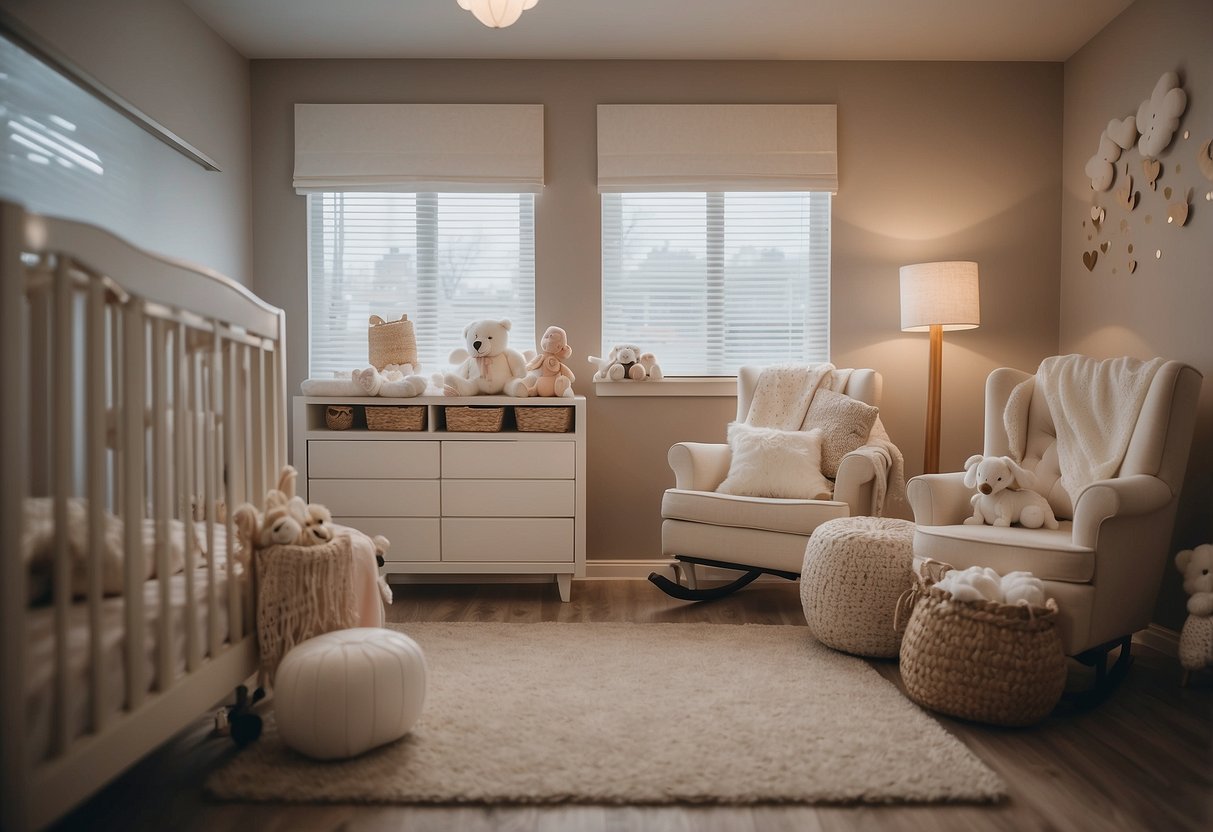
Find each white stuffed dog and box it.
[963,454,1059,530]
[588,344,662,381]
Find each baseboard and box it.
[1132,623,1180,657]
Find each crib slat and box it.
[275,313,288,473]
[152,320,173,692]
[204,345,220,658]
[224,340,243,644]
[86,276,108,733]
[51,259,73,757]
[178,324,200,673]
[28,270,50,500]
[123,301,147,711]
[109,300,123,514]
[250,346,266,501]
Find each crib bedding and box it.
[25,525,238,763]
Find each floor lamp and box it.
[899,261,980,474]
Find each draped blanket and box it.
[1005,354,1163,497]
[745,363,905,516]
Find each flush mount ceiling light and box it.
[458,0,539,28]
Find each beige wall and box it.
[1061,0,1213,629]
[0,0,252,281]
[250,58,1062,559]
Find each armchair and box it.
[654,366,888,600]
[907,360,1202,684]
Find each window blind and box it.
[308,192,536,377]
[601,191,830,376]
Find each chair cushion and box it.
[913,522,1093,583]
[803,389,879,477]
[662,488,846,536]
[716,423,833,500]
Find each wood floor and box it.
[54,580,1212,832]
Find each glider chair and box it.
[654,366,886,601]
[907,359,1202,689]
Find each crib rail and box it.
[0,201,287,831]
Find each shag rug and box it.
[207,622,1004,805]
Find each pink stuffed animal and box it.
[518,325,575,398]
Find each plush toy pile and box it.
[934,565,1048,607]
[963,454,1059,529]
[588,344,663,381]
[1176,544,1213,684]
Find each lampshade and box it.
[899,261,981,332]
[458,0,539,28]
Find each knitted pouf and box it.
[274,628,427,760]
[800,517,916,658]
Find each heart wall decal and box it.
[1100,241,1109,253]
[1082,250,1099,271]
[1167,200,1190,227]
[1142,159,1161,190]
[1108,116,1138,150]
[1116,174,1139,210]
[1199,138,1213,181]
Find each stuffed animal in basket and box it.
[588,344,663,381]
[516,325,575,398]
[232,466,336,554]
[440,319,529,396]
[1176,544,1213,685]
[962,454,1060,530]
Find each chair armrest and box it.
[667,442,732,492]
[1071,475,1173,549]
[833,445,881,514]
[906,473,973,525]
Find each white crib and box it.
[0,200,287,830]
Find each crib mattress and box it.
[25,526,240,764]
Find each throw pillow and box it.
[717,422,833,500]
[802,389,879,478]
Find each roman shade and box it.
[293,103,545,193]
[596,104,837,193]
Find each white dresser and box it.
[293,395,586,601]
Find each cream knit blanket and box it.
[256,535,359,685]
[1005,354,1163,496]
[746,363,837,429]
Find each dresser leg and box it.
[556,573,572,602]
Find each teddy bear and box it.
[962,454,1060,530]
[588,344,662,381]
[516,325,575,397]
[439,319,529,396]
[352,363,428,398]
[1176,544,1213,685]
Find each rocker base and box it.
[648,556,799,602]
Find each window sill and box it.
[593,377,737,397]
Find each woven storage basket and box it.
[365,405,426,431]
[898,564,1066,727]
[324,405,354,431]
[445,406,504,432]
[367,313,419,371]
[515,406,573,433]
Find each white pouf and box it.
[801,517,915,658]
[274,627,427,760]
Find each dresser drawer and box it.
[442,480,575,517]
[309,440,439,479]
[332,517,440,562]
[309,479,440,517]
[442,441,575,479]
[441,518,573,562]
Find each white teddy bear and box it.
[1176,544,1213,685]
[963,454,1060,530]
[440,319,529,397]
[588,344,664,381]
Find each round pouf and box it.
[274,628,427,760]
[800,517,916,658]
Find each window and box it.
[307,192,535,376]
[601,191,830,376]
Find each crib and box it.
[0,200,286,830]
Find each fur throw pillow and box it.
[717,423,833,500]
[802,389,879,478]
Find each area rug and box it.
[207,622,1005,805]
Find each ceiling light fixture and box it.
[457,0,539,29]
